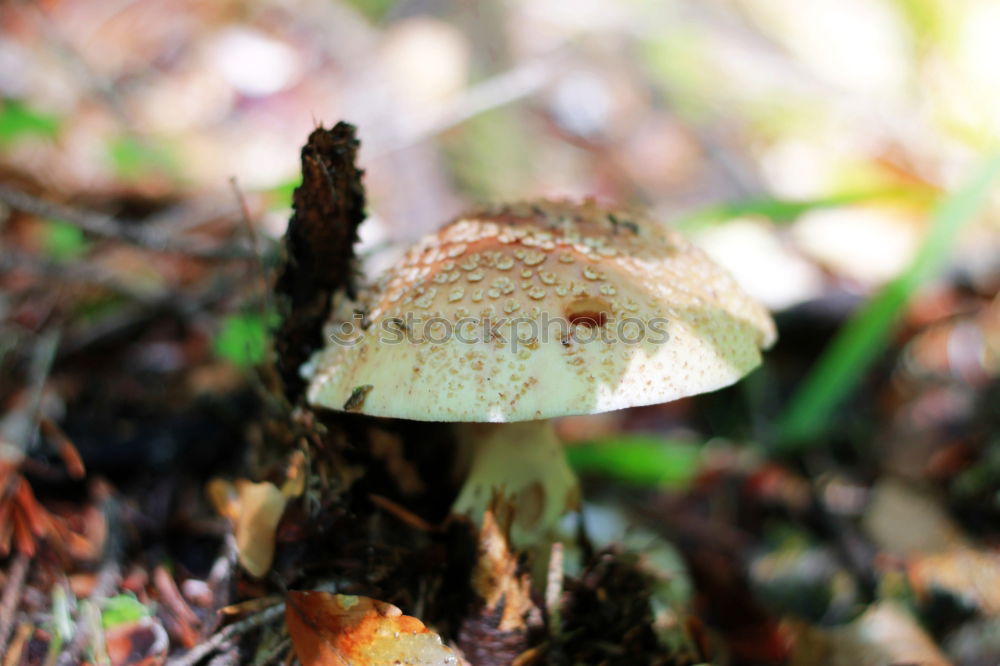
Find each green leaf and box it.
[214,312,276,367]
[264,176,302,211]
[776,153,1000,449]
[0,101,61,145]
[101,593,150,629]
[42,219,88,261]
[567,434,701,487]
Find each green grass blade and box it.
[776,153,1000,449]
[566,434,701,487]
[672,187,933,230]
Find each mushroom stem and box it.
[452,420,580,548]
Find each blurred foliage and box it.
[214,311,278,367]
[443,109,533,201]
[567,435,701,487]
[41,219,88,261]
[777,153,1000,448]
[108,135,180,182]
[0,100,61,146]
[343,0,397,22]
[100,593,151,629]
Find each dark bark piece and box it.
[275,123,366,400]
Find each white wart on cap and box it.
[307,200,776,422]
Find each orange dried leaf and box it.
[0,498,13,556]
[285,591,458,666]
[40,418,86,479]
[14,478,49,538]
[12,505,36,556]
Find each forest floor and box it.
[3,2,1000,664]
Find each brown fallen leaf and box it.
[104,617,169,666]
[285,591,458,666]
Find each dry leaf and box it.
[207,478,288,577]
[281,449,308,498]
[862,479,966,556]
[908,548,1000,615]
[788,602,951,666]
[471,509,537,632]
[285,591,458,666]
[104,618,169,666]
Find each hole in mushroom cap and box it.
[565,296,611,328]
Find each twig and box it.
[205,649,240,666]
[56,274,243,359]
[1,621,33,666]
[155,565,201,638]
[25,0,133,130]
[369,57,557,158]
[229,178,274,314]
[545,542,564,637]
[0,330,60,458]
[0,553,31,656]
[165,602,286,666]
[0,185,252,260]
[252,637,290,666]
[228,177,285,399]
[1,250,167,304]
[202,535,238,638]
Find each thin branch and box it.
[0,330,60,458]
[1,250,167,304]
[165,603,286,666]
[25,0,133,130]
[369,57,558,158]
[0,185,253,260]
[54,274,244,360]
[228,177,275,328]
[0,553,31,656]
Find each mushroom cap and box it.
[306,200,776,422]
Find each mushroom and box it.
[306,200,776,547]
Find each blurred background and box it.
[3,0,999,280]
[3,0,1000,663]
